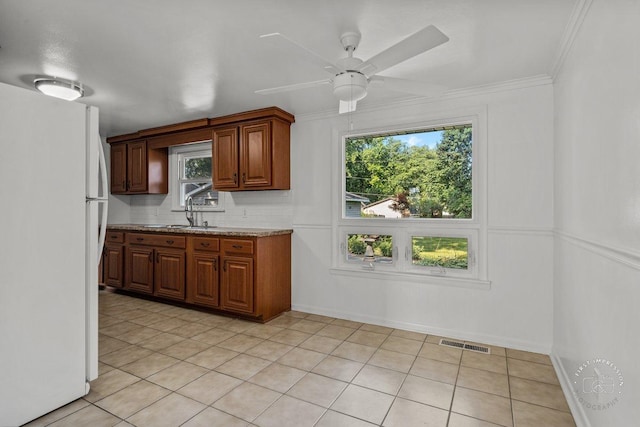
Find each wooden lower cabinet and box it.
[154,248,186,300]
[113,229,291,322]
[221,256,254,314]
[187,252,220,308]
[125,246,154,294]
[103,243,124,288]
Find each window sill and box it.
[329,267,491,290]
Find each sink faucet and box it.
[185,196,195,227]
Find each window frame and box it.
[169,141,224,212]
[331,107,488,288]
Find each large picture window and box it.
[335,114,486,286]
[344,124,472,220]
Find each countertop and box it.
[107,224,293,237]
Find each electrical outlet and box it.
[242,209,247,218]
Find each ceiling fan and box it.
[255,25,449,114]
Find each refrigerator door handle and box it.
[97,133,108,200]
[96,134,109,265]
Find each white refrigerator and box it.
[0,81,108,426]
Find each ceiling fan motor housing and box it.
[333,71,368,102]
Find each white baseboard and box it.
[550,352,591,427]
[291,303,552,354]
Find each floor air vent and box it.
[439,339,465,349]
[439,339,491,354]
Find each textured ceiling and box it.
[0,0,577,136]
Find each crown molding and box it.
[549,0,594,79]
[295,74,553,123]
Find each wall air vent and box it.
[439,339,491,354]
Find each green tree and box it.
[427,127,472,218]
[344,127,472,218]
[184,157,211,179]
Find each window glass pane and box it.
[180,182,218,207]
[412,236,468,270]
[346,234,393,264]
[345,125,472,219]
[183,156,212,179]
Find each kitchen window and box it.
[334,110,488,287]
[170,142,223,211]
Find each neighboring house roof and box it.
[362,197,403,219]
[345,192,370,203]
[363,197,394,209]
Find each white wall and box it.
[290,82,555,352]
[108,81,556,352]
[553,0,640,425]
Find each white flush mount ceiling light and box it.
[34,77,84,101]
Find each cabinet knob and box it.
[242,173,246,183]
[148,252,153,262]
[213,258,217,271]
[136,237,144,241]
[233,172,237,184]
[166,240,174,244]
[200,242,210,247]
[232,244,243,249]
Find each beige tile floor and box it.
[26,290,576,427]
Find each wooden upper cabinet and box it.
[212,127,239,190]
[108,140,168,195]
[241,122,272,188]
[110,144,127,194]
[108,107,293,194]
[127,140,148,193]
[212,118,290,191]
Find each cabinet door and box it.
[110,143,128,194]
[127,140,148,193]
[213,127,239,189]
[241,122,272,188]
[103,244,124,288]
[187,252,219,307]
[221,256,254,314]
[154,248,186,301]
[125,246,154,294]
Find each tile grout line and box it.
[41,291,574,427]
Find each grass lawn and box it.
[413,236,468,269]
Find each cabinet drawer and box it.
[191,236,220,252]
[222,239,254,255]
[127,233,186,249]
[106,231,124,243]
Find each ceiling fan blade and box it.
[255,78,331,95]
[369,75,446,98]
[357,25,449,76]
[339,99,357,114]
[260,33,343,75]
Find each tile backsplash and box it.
[113,190,294,229]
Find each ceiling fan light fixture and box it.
[34,77,84,101]
[333,71,368,102]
